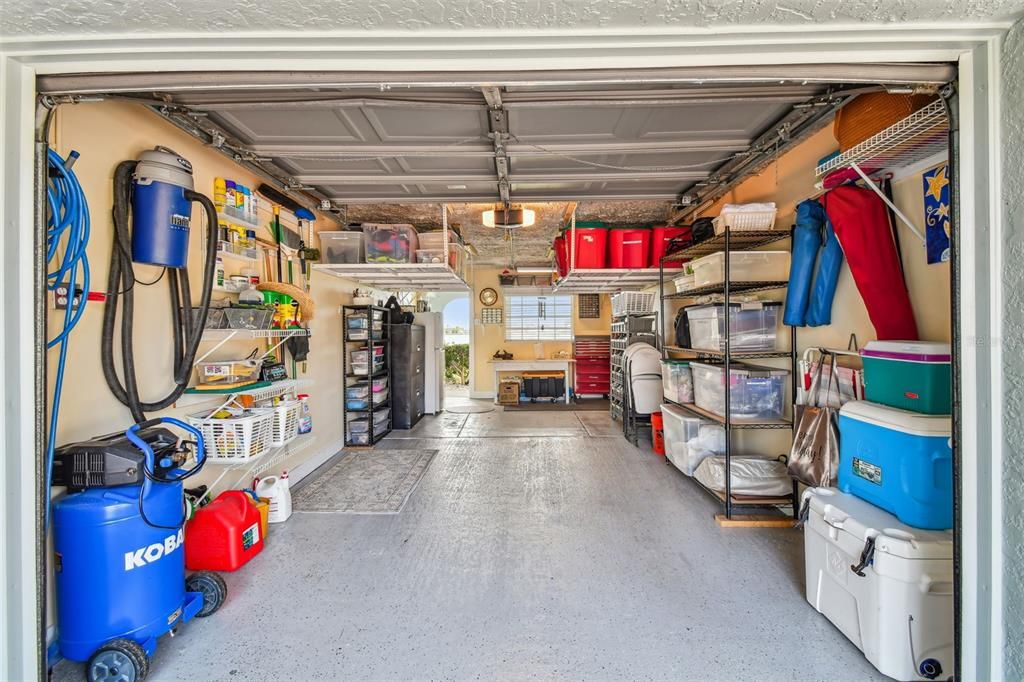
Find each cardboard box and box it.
[498,381,520,405]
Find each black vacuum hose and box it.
[102,161,219,423]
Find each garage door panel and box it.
[212,108,366,145]
[362,106,489,142]
[508,107,626,141]
[639,102,793,140]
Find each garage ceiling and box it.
[176,83,827,205]
[43,67,953,264]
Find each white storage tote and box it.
[187,407,275,462]
[689,251,790,288]
[802,487,954,682]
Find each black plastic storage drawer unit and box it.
[522,372,565,400]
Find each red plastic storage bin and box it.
[553,234,569,277]
[564,222,608,269]
[649,225,691,267]
[185,490,264,571]
[609,227,650,268]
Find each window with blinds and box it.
[504,295,573,341]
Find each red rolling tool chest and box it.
[574,336,611,398]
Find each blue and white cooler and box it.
[802,487,954,681]
[838,401,952,530]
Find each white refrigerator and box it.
[413,312,445,414]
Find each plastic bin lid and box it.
[660,402,701,420]
[838,400,951,436]
[561,221,608,231]
[804,487,953,560]
[863,340,951,362]
[685,301,782,315]
[319,230,363,238]
[690,361,790,377]
[660,358,691,366]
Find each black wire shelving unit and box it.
[342,305,392,447]
[658,228,799,523]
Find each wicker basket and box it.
[834,93,938,152]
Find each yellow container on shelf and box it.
[252,497,270,538]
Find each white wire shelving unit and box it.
[195,327,311,364]
[814,99,949,246]
[553,267,683,293]
[815,100,949,178]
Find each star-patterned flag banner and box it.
[923,163,951,264]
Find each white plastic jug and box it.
[255,474,292,523]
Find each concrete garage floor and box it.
[54,405,883,681]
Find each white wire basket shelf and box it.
[816,99,949,177]
[554,268,681,294]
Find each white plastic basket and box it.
[267,400,301,447]
[611,292,656,317]
[713,207,778,234]
[187,408,275,462]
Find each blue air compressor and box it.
[52,418,226,681]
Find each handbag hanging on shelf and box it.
[788,351,842,488]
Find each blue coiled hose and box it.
[46,148,91,520]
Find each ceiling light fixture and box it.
[483,207,536,229]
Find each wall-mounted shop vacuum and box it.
[103,147,219,423]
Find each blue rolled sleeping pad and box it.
[784,200,827,326]
[805,220,843,326]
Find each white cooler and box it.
[802,488,954,681]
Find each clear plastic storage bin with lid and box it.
[416,249,446,264]
[690,361,789,420]
[195,359,261,386]
[685,302,781,352]
[362,223,419,263]
[689,251,790,288]
[660,359,694,404]
[416,229,461,251]
[319,231,364,264]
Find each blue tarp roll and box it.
[806,221,843,326]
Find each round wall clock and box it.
[479,287,498,306]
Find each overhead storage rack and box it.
[312,262,470,292]
[553,267,682,293]
[815,99,949,177]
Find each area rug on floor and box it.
[293,449,437,514]
[503,399,610,412]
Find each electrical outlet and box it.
[54,282,83,310]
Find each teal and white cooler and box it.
[838,401,952,530]
[861,340,951,414]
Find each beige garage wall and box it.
[48,102,357,493]
[471,267,612,395]
[698,125,951,351]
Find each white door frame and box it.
[0,25,1009,681]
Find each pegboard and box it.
[481,307,503,325]
[577,294,601,319]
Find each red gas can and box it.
[649,225,691,267]
[609,227,650,268]
[185,490,264,571]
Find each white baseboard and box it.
[470,390,494,400]
[288,438,345,484]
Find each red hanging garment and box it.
[822,185,919,341]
